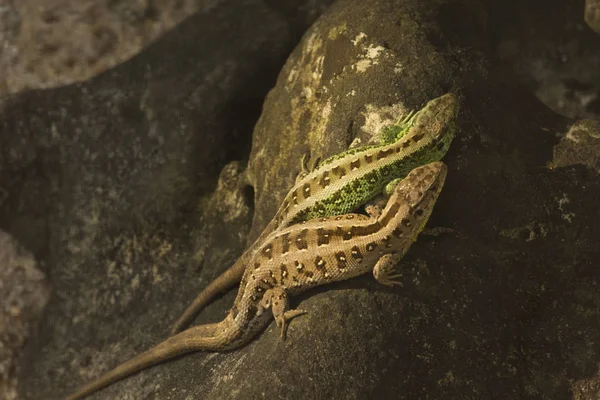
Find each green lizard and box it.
[66,162,448,400]
[171,93,459,334]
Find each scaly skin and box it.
[170,93,459,334]
[65,162,447,400]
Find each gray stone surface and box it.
[0,0,202,96]
[489,0,600,120]
[0,230,50,400]
[2,0,600,399]
[0,1,334,399]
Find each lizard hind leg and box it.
[261,288,306,340]
[372,253,405,287]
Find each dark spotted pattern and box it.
[317,228,333,246]
[262,244,273,259]
[342,229,353,240]
[319,171,331,188]
[295,229,309,250]
[335,252,348,269]
[281,233,291,254]
[315,256,326,270]
[412,133,424,142]
[332,166,347,178]
[350,245,363,262]
[350,159,361,170]
[269,270,278,285]
[303,183,311,199]
[377,148,394,159]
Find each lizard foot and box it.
[373,253,404,287]
[364,194,387,218]
[262,288,307,340]
[276,309,307,340]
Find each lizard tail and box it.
[169,257,247,334]
[65,321,231,400]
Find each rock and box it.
[0,230,50,400]
[0,1,334,398]
[7,0,600,399]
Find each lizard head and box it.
[382,161,447,235]
[399,93,459,165]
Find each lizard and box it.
[170,93,459,334]
[65,161,448,400]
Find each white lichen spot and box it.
[352,32,367,45]
[366,45,385,59]
[556,193,575,223]
[565,126,581,143]
[361,103,407,141]
[355,44,386,73]
[557,193,570,210]
[355,59,372,73]
[321,101,332,120]
[313,55,325,80]
[328,22,348,40]
[287,65,299,85]
[394,62,404,74]
[301,86,313,100]
[286,30,323,89]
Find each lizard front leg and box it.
[364,194,388,218]
[260,288,306,340]
[295,153,322,184]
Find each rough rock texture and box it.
[585,0,600,33]
[3,0,600,400]
[488,0,600,120]
[0,1,334,399]
[0,231,50,400]
[0,0,201,96]
[0,0,333,97]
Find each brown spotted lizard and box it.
[171,94,458,334]
[65,161,447,400]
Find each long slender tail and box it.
[169,258,247,334]
[170,218,279,334]
[66,321,230,400]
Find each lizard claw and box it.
[276,309,307,340]
[372,254,404,287]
